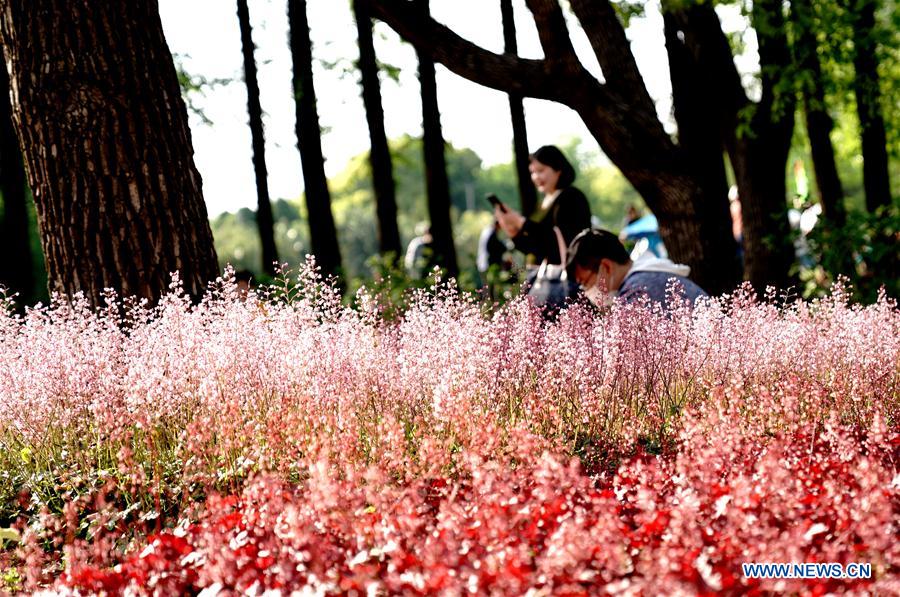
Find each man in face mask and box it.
[566,229,708,308]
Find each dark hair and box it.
[235,269,255,284]
[565,228,630,279]
[529,145,576,188]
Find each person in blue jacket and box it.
[566,228,707,308]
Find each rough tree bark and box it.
[353,0,402,258]
[0,0,219,307]
[563,0,711,283]
[850,0,892,212]
[500,0,537,217]
[362,0,743,292]
[288,0,343,278]
[0,57,33,304]
[415,0,458,278]
[662,10,741,295]
[237,0,279,276]
[671,0,796,291]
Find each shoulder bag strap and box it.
[553,226,568,281]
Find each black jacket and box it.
[513,186,592,265]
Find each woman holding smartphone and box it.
[493,145,593,308]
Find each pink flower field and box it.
[0,269,897,595]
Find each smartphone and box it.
[486,194,507,212]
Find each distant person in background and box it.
[567,228,707,308]
[788,199,821,269]
[728,185,744,266]
[404,223,435,279]
[477,219,513,300]
[787,159,820,267]
[235,269,255,300]
[624,204,641,226]
[619,211,666,259]
[493,145,592,310]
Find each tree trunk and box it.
[0,0,218,308]
[570,103,696,259]
[663,11,741,294]
[731,136,795,291]
[0,56,33,304]
[737,0,796,291]
[671,0,796,291]
[288,0,343,278]
[353,0,402,258]
[806,110,846,226]
[363,0,794,292]
[500,0,537,217]
[521,0,740,292]
[237,0,279,276]
[850,0,891,212]
[791,0,845,226]
[415,0,458,278]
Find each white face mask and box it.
[583,285,607,306]
[583,268,616,307]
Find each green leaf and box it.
[0,528,21,544]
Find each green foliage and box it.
[318,134,493,284]
[173,54,233,126]
[875,0,900,161]
[475,162,519,210]
[0,567,22,594]
[802,204,900,302]
[211,208,263,273]
[25,190,47,304]
[726,0,900,232]
[803,0,900,172]
[0,186,48,305]
[377,60,402,83]
[611,0,648,27]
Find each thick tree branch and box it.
[568,0,653,103]
[524,0,581,74]
[362,0,562,101]
[366,1,684,215]
[667,2,748,149]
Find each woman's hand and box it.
[495,204,526,238]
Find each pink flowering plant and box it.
[0,263,897,595]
